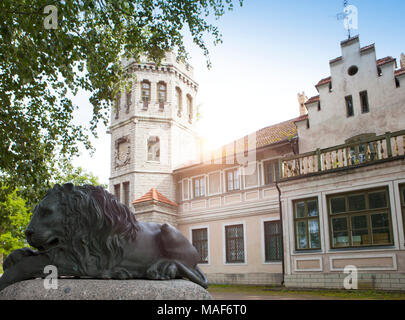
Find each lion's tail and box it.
[176,262,208,289]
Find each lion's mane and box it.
[44,184,139,279]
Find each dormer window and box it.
[141,80,151,109]
[359,91,369,113]
[176,87,182,117]
[187,94,193,123]
[157,82,167,110]
[345,95,354,117]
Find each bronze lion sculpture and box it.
[0,183,208,292]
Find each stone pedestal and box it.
[0,279,212,300]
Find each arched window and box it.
[126,89,132,113]
[157,82,167,110]
[115,93,121,119]
[176,87,182,116]
[187,94,193,123]
[147,136,160,162]
[141,80,151,109]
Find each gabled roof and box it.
[377,56,396,67]
[132,188,178,207]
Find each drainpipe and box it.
[275,181,285,287]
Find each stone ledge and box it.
[0,279,212,300]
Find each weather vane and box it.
[336,0,358,39]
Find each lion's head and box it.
[25,183,139,277]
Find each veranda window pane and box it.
[296,221,307,249]
[348,194,366,211]
[308,219,320,248]
[371,213,391,244]
[295,202,305,218]
[307,200,318,217]
[330,197,346,214]
[332,217,349,247]
[351,215,370,246]
[369,191,387,209]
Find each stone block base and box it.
[284,273,405,291]
[207,273,283,286]
[0,279,212,300]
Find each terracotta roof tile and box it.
[132,188,178,207]
[305,95,320,105]
[316,76,331,87]
[377,56,396,66]
[395,68,405,77]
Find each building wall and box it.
[280,158,405,290]
[298,37,405,153]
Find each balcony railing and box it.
[280,130,405,179]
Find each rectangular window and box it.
[192,228,208,264]
[115,93,120,119]
[359,91,369,113]
[328,187,393,249]
[244,164,258,188]
[400,185,405,235]
[263,160,279,185]
[226,168,240,192]
[193,176,206,198]
[264,221,282,262]
[123,182,130,207]
[114,184,120,202]
[208,172,221,195]
[345,95,354,117]
[126,89,132,113]
[183,180,189,200]
[225,224,245,263]
[293,198,321,250]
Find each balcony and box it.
[280,130,405,179]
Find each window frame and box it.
[399,184,405,240]
[327,187,394,249]
[147,136,160,162]
[192,175,206,199]
[293,197,321,251]
[157,81,167,110]
[345,95,354,117]
[263,159,280,185]
[141,80,151,109]
[191,227,209,264]
[359,90,369,114]
[263,220,282,262]
[187,94,193,123]
[225,168,240,192]
[224,223,246,264]
[208,171,222,196]
[175,87,182,116]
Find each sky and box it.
[70,0,405,186]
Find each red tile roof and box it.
[132,188,178,207]
[377,56,396,66]
[305,95,320,105]
[316,76,331,87]
[395,68,405,77]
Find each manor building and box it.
[109,36,405,290]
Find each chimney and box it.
[401,53,405,69]
[297,92,308,116]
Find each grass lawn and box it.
[207,284,405,300]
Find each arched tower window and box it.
[115,93,121,119]
[157,81,167,110]
[176,87,182,117]
[141,80,151,110]
[187,94,193,123]
[126,89,132,113]
[147,136,160,162]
